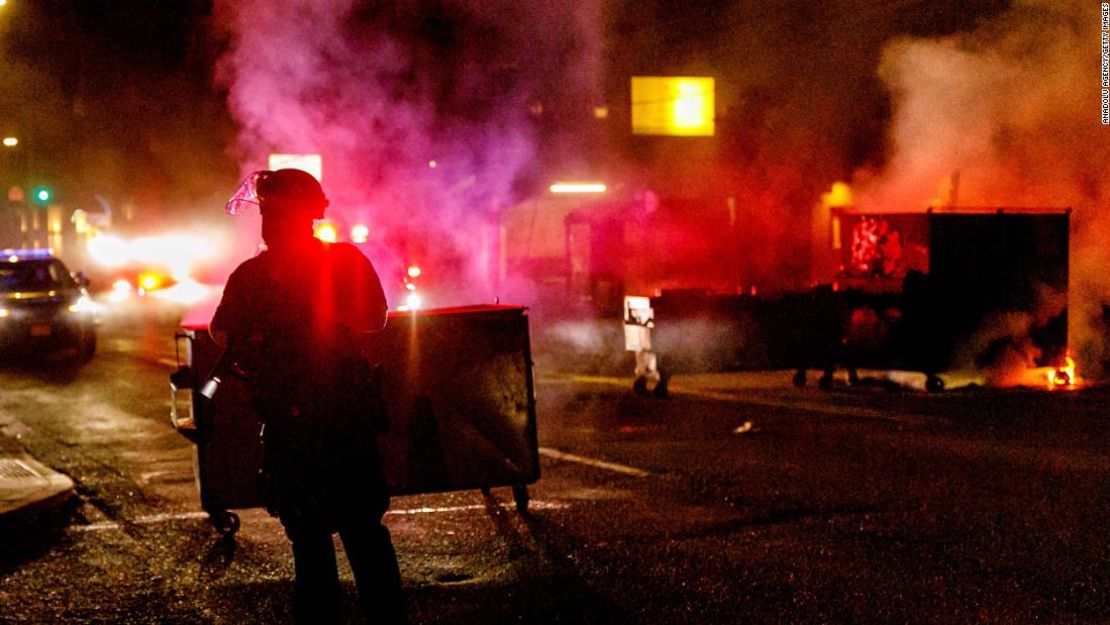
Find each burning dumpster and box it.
[170,305,539,535]
[630,208,1071,392]
[818,208,1070,389]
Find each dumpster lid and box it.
[179,303,528,332]
[391,304,527,317]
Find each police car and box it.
[0,249,98,360]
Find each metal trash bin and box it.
[170,304,540,536]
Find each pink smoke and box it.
[213,0,602,307]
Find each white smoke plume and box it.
[854,0,1110,374]
[213,0,602,306]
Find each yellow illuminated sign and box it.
[631,76,715,136]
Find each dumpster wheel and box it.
[792,369,807,387]
[818,370,835,392]
[480,485,530,514]
[652,376,670,399]
[211,511,240,537]
[512,485,530,514]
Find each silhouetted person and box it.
[210,169,405,624]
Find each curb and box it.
[0,454,76,531]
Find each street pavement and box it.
[0,365,1087,532]
[0,369,810,531]
[2,331,1108,625]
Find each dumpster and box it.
[169,304,539,535]
[812,209,1071,389]
[628,209,1071,392]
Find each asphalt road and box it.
[0,304,1107,624]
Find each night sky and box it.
[0,0,233,226]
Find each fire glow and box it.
[1018,355,1080,390]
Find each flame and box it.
[1049,355,1077,388]
[1018,354,1080,390]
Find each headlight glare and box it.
[68,295,99,314]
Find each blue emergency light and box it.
[2,248,55,261]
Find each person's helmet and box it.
[225,169,329,219]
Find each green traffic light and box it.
[33,188,51,203]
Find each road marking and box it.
[566,375,630,387]
[68,501,569,533]
[70,511,211,532]
[387,501,567,515]
[670,385,931,426]
[564,374,931,426]
[538,446,650,477]
[139,470,174,483]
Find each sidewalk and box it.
[0,418,75,531]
